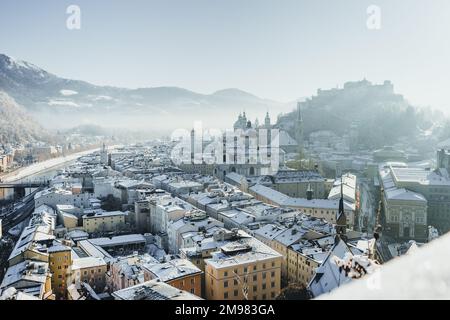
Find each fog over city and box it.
[1,0,450,136]
[1,0,450,304]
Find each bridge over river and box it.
[0,180,49,199]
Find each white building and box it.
[34,187,92,209]
[112,279,202,300]
[167,211,224,253]
[149,195,194,235]
[82,210,127,234]
[249,184,355,228]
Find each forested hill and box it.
[277,80,426,149]
[0,91,52,145]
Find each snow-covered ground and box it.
[2,148,100,183]
[318,233,450,299]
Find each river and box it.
[0,148,101,201]
[0,160,77,201]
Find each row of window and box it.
[288,260,313,270]
[50,255,69,263]
[429,187,450,193]
[85,217,123,224]
[211,289,278,300]
[288,272,311,283]
[389,214,425,224]
[288,267,315,276]
[56,265,69,270]
[223,268,276,278]
[177,278,196,287]
[222,263,277,277]
[223,278,277,289]
[76,268,104,276]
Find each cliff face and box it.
[0,91,51,145]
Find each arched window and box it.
[249,167,255,176]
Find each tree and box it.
[286,151,317,171]
[276,283,312,300]
[114,221,129,235]
[101,194,122,211]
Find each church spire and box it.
[339,176,344,214]
[336,175,347,236]
[297,103,303,122]
[234,112,245,130]
[264,111,271,128]
[242,112,247,128]
[254,117,259,128]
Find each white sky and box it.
[1,0,449,112]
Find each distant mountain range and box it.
[0,54,292,132]
[0,53,443,149]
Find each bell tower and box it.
[264,112,271,128]
[336,177,347,237]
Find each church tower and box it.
[264,112,271,128]
[234,113,243,130]
[335,177,347,237]
[101,142,108,165]
[295,102,304,153]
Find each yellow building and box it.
[82,210,126,234]
[143,259,203,297]
[48,243,73,299]
[7,224,56,267]
[287,247,321,285]
[0,260,54,300]
[253,223,326,282]
[62,213,79,229]
[8,242,50,267]
[56,204,82,230]
[287,236,335,286]
[71,257,107,293]
[179,230,255,298]
[204,238,282,300]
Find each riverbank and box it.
[1,148,101,183]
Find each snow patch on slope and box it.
[92,95,114,101]
[48,99,80,107]
[60,89,78,96]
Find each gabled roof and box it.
[308,237,362,298]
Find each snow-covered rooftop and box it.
[143,259,201,282]
[112,280,202,300]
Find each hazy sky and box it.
[1,0,450,111]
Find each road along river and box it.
[0,148,100,200]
